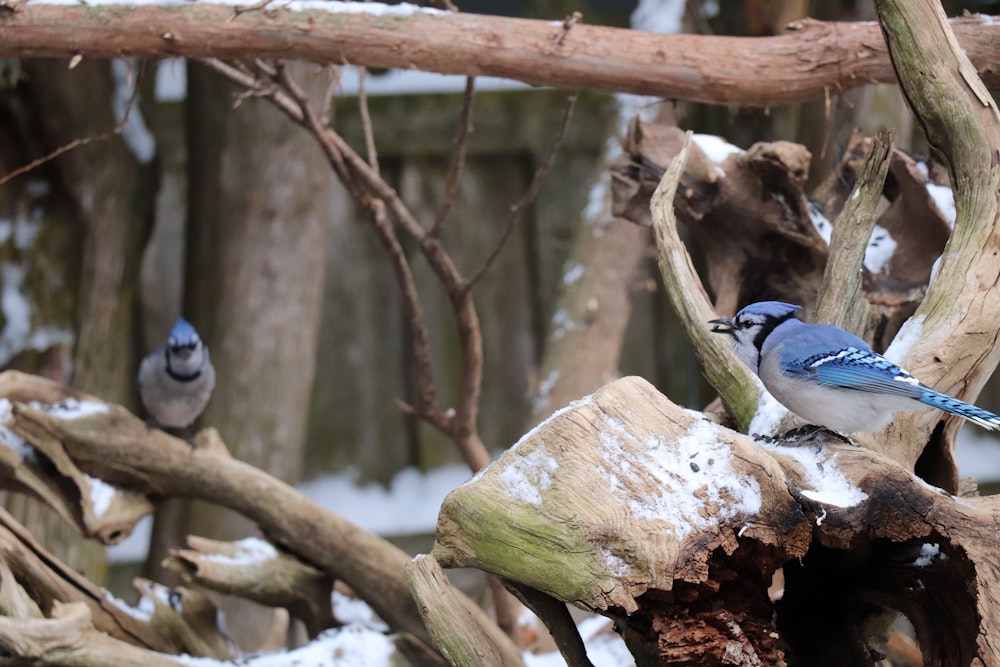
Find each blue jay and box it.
[138,318,215,429]
[709,301,1000,434]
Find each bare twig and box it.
[466,91,578,289]
[551,11,583,47]
[200,59,495,472]
[431,76,476,237]
[356,67,379,171]
[366,200,443,424]
[319,66,341,128]
[0,60,144,187]
[230,0,274,20]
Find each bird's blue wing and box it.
[781,346,925,399]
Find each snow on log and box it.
[433,376,1000,665]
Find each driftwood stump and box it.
[434,376,1000,666]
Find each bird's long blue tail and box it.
[919,389,1000,430]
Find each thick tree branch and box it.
[875,0,1000,487]
[162,536,336,638]
[3,4,1000,106]
[649,133,761,432]
[813,130,893,337]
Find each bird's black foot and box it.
[164,425,197,449]
[779,424,857,448]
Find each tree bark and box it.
[2,5,1000,107]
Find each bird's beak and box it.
[709,318,735,335]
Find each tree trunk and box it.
[144,61,331,647]
[6,59,156,582]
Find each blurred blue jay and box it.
[138,318,215,429]
[709,301,1000,434]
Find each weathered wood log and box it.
[433,376,1000,666]
[0,602,191,667]
[406,554,526,667]
[0,373,153,544]
[0,507,171,652]
[2,4,1000,107]
[0,370,507,663]
[163,535,336,638]
[872,0,1000,490]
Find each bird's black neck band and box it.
[164,348,201,383]
[753,313,797,356]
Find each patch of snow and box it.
[926,182,956,228]
[599,547,631,577]
[532,369,560,415]
[614,93,660,134]
[748,385,788,438]
[111,59,156,164]
[700,0,719,18]
[883,314,925,365]
[759,442,868,508]
[0,260,74,367]
[85,474,117,519]
[808,202,832,244]
[106,514,153,563]
[298,463,472,537]
[26,326,74,351]
[33,398,109,420]
[955,428,1000,483]
[692,134,743,164]
[0,398,34,461]
[14,210,41,249]
[155,58,187,102]
[630,0,684,34]
[597,415,762,539]
[103,589,154,622]
[339,66,530,97]
[498,446,559,505]
[562,263,585,286]
[201,537,278,567]
[582,174,611,227]
[176,626,397,667]
[549,307,583,341]
[0,262,32,367]
[913,542,945,567]
[524,615,634,667]
[331,590,388,632]
[863,225,897,274]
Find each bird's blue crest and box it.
[736,301,802,320]
[169,318,199,345]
